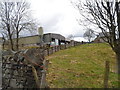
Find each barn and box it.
[43,33,66,46]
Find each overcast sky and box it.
[29,0,88,41]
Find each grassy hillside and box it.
[46,43,118,88]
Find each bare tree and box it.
[76,0,120,87]
[83,29,95,42]
[0,1,37,51]
[0,2,15,50]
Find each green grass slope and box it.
[46,43,117,88]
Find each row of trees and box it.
[0,1,37,51]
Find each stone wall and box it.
[2,48,45,89]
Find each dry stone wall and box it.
[2,48,45,89]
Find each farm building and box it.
[94,32,110,43]
[3,35,42,49]
[3,33,66,49]
[94,36,107,43]
[2,26,67,49]
[18,33,66,47]
[17,35,41,47]
[1,26,81,50]
[43,33,66,46]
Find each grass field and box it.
[46,43,118,88]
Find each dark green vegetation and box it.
[46,43,117,88]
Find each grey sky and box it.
[30,0,87,41]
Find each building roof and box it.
[19,33,65,40]
[19,35,39,38]
[43,33,65,40]
[98,32,110,37]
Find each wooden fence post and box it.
[65,44,66,49]
[53,47,55,53]
[47,48,49,56]
[60,45,61,50]
[56,46,57,52]
[55,46,56,52]
[53,47,54,53]
[51,47,53,54]
[40,60,49,88]
[58,45,60,51]
[58,45,59,51]
[32,66,40,88]
[57,46,58,51]
[59,45,61,50]
[104,61,110,88]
